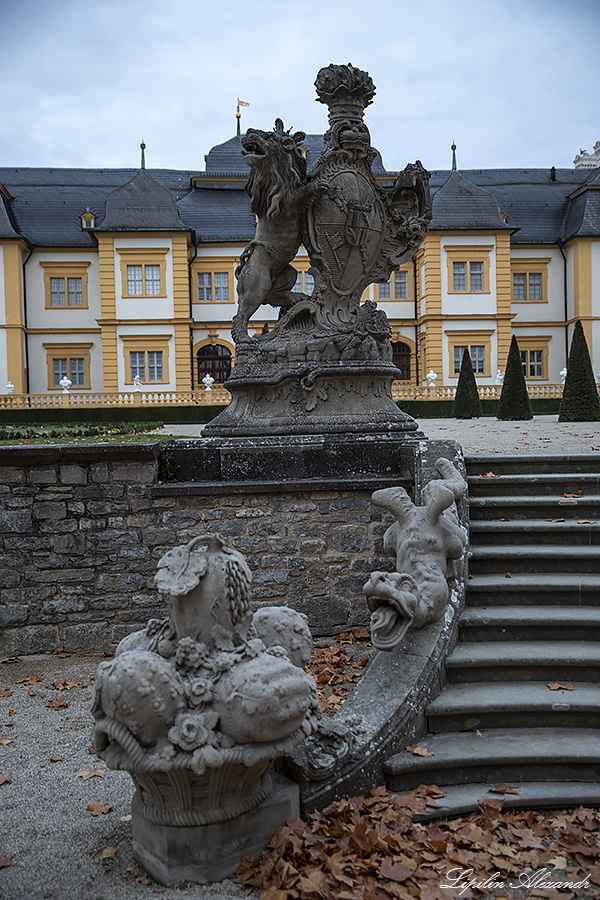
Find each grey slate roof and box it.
[95,169,189,232]
[429,170,512,231]
[0,141,598,249]
[0,193,21,240]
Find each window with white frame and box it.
[454,344,485,375]
[127,266,144,296]
[118,249,168,298]
[453,261,484,292]
[49,277,83,308]
[197,271,229,302]
[513,272,543,302]
[44,342,92,389]
[520,349,544,378]
[395,270,408,299]
[129,350,164,383]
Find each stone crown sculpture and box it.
[92,535,320,827]
[205,63,432,437]
[363,458,467,650]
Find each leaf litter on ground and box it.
[237,784,600,899]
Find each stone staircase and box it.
[384,453,600,817]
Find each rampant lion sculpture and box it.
[231,119,323,342]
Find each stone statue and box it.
[133,375,143,391]
[232,119,325,342]
[92,535,319,880]
[495,369,505,385]
[205,63,431,438]
[5,381,14,395]
[425,369,438,387]
[363,458,467,650]
[201,372,214,391]
[559,367,568,383]
[59,375,71,392]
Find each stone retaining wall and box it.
[0,443,403,658]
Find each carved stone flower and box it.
[168,711,219,752]
[185,677,213,708]
[175,636,209,674]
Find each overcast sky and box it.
[0,0,598,174]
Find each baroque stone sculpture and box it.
[205,63,431,437]
[363,458,467,650]
[92,535,319,883]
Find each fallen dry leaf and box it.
[548,682,577,691]
[405,745,434,757]
[15,675,39,685]
[7,710,15,717]
[58,652,71,658]
[136,877,152,885]
[0,776,12,786]
[505,572,512,578]
[491,783,519,795]
[578,519,597,524]
[46,699,71,710]
[100,846,118,860]
[563,490,584,497]
[0,855,13,868]
[86,803,111,817]
[0,738,13,746]
[28,689,36,697]
[51,681,82,691]
[49,756,64,763]
[2,657,21,664]
[551,517,566,522]
[77,769,105,780]
[0,690,12,698]
[482,471,500,478]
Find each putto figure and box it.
[363,458,467,650]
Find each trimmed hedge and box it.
[452,348,483,418]
[496,335,533,421]
[559,321,600,422]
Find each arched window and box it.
[391,341,411,381]
[197,344,232,384]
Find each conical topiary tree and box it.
[453,347,482,418]
[496,335,533,420]
[559,320,600,421]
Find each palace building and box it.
[1,134,599,399]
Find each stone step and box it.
[469,494,600,521]
[466,572,600,606]
[384,727,600,792]
[459,605,600,642]
[406,781,600,823]
[465,454,600,477]
[445,640,600,683]
[426,682,600,732]
[469,472,600,498]
[469,544,600,575]
[470,519,600,546]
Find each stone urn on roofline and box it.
[204,62,432,437]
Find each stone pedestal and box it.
[131,773,299,886]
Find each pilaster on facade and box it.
[421,234,443,380]
[172,233,193,391]
[96,234,118,391]
[495,232,513,369]
[1,241,28,391]
[572,238,594,350]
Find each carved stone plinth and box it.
[131,773,299,885]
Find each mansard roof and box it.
[0,138,597,249]
[95,169,189,232]
[0,191,22,240]
[428,170,512,231]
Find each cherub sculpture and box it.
[363,458,467,650]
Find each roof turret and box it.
[95,169,188,231]
[430,169,512,231]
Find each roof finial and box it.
[451,141,457,171]
[236,99,249,136]
[140,140,146,169]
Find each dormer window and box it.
[81,210,95,229]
